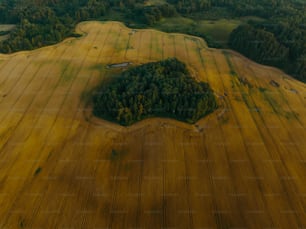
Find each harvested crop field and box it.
[0,21,306,228]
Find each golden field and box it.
[0,21,306,228]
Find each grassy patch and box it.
[240,91,254,109]
[89,63,106,72]
[258,87,268,93]
[154,17,241,47]
[0,24,16,42]
[260,91,297,120]
[99,11,136,27]
[284,111,299,120]
[0,24,16,31]
[197,19,241,46]
[154,17,196,32]
[223,52,253,88]
[239,16,266,23]
[260,89,282,116]
[145,0,167,6]
[60,62,78,84]
[222,51,239,77]
[152,35,163,54]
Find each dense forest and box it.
[0,0,305,81]
[0,0,117,52]
[93,58,217,125]
[229,19,306,82]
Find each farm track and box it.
[0,21,305,228]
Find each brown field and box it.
[0,21,306,228]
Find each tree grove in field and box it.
[93,58,217,125]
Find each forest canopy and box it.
[0,0,305,81]
[92,58,218,125]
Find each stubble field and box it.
[0,21,306,228]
